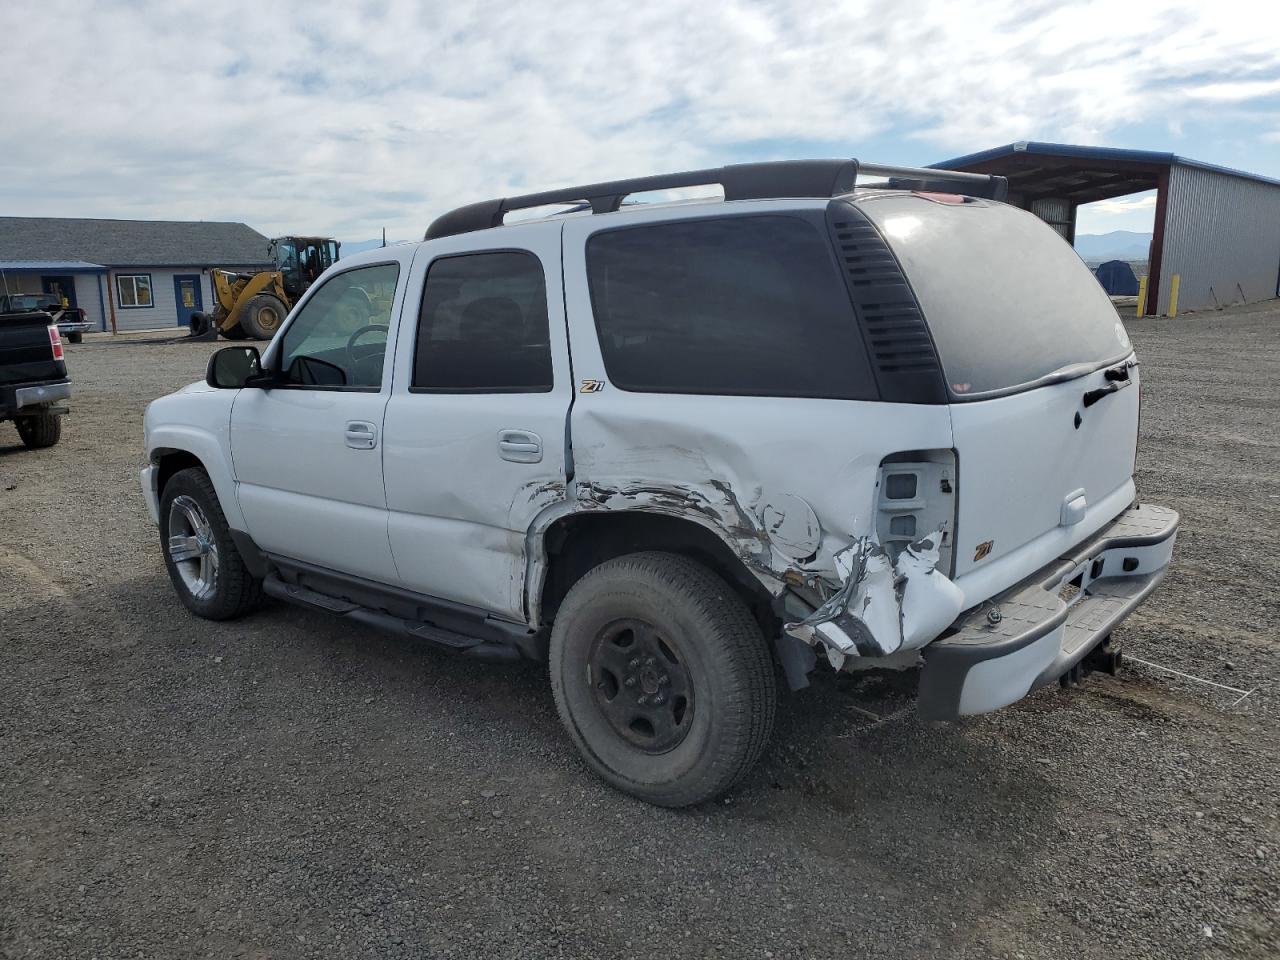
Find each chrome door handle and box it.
[498,429,543,463]
[345,420,378,450]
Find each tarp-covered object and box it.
[1094,259,1140,296]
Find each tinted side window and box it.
[280,263,400,389]
[586,215,876,399]
[413,252,553,393]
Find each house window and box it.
[116,274,153,308]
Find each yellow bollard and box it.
[1136,276,1148,318]
[1169,274,1180,317]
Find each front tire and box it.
[15,412,61,448]
[550,552,776,807]
[241,294,288,340]
[159,467,263,620]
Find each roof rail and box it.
[857,163,1009,202]
[424,159,1009,239]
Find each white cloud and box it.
[1076,190,1158,234]
[1186,79,1280,101]
[1087,194,1159,215]
[0,0,1278,239]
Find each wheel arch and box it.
[531,508,782,636]
[152,447,204,496]
[148,428,245,531]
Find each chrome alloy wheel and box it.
[167,494,220,600]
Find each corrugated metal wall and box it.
[1030,198,1073,240]
[1159,163,1280,313]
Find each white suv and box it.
[141,160,1179,807]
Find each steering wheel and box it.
[346,324,389,367]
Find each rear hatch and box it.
[859,194,1137,600]
[0,311,65,385]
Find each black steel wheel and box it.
[550,552,776,807]
[588,618,696,754]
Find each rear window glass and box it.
[585,215,876,399]
[863,197,1131,397]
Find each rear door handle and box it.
[344,420,378,450]
[498,429,543,463]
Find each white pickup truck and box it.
[141,160,1178,806]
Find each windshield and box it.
[274,239,298,271]
[7,294,51,309]
[861,195,1132,398]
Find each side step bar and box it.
[262,573,524,662]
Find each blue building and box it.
[0,217,271,332]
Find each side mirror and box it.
[206,346,263,388]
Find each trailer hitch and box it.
[1060,635,1124,688]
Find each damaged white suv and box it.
[141,160,1178,807]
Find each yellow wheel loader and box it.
[189,236,340,340]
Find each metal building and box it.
[932,142,1280,316]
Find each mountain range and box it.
[1073,230,1152,262]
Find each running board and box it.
[265,577,359,613]
[262,573,524,662]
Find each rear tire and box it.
[160,467,263,620]
[67,332,83,344]
[241,294,288,340]
[549,552,776,807]
[15,412,61,449]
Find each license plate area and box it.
[1054,553,1110,609]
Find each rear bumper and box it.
[0,379,71,418]
[917,502,1179,720]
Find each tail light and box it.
[48,325,64,360]
[876,450,957,575]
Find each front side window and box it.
[279,262,400,389]
[116,274,153,308]
[585,215,876,399]
[274,239,298,272]
[413,251,552,392]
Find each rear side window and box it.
[413,251,553,392]
[586,215,877,399]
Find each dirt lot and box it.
[2,306,1277,959]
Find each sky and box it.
[2,0,1279,244]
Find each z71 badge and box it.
[579,379,605,393]
[973,540,995,562]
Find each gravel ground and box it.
[2,306,1277,959]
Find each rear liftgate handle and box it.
[498,429,543,463]
[344,420,378,450]
[1061,488,1087,526]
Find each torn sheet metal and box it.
[576,478,814,585]
[784,530,964,669]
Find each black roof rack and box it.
[424,159,1009,240]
